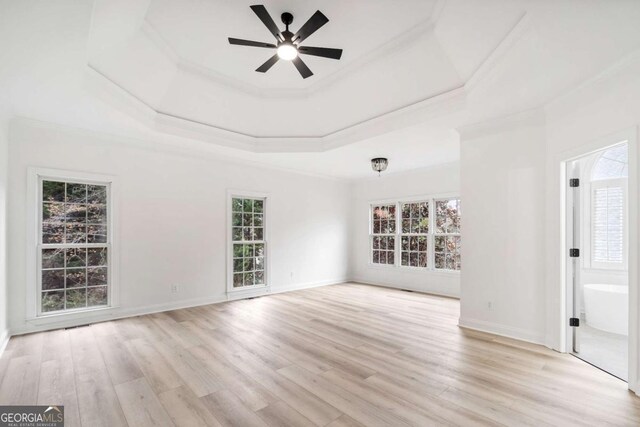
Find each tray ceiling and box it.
[87,0,524,144]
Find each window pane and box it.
[43,181,65,202]
[87,204,107,224]
[243,244,254,257]
[243,199,254,212]
[66,203,87,223]
[66,183,87,204]
[66,224,87,244]
[401,252,409,266]
[66,288,87,309]
[255,271,265,285]
[255,243,265,257]
[254,200,264,213]
[89,225,108,244]
[244,272,254,286]
[88,267,107,287]
[87,248,108,267]
[42,270,64,290]
[42,223,64,244]
[87,286,108,306]
[87,185,107,204]
[42,249,64,269]
[43,202,64,222]
[66,248,86,268]
[232,198,243,212]
[243,227,252,241]
[66,268,86,288]
[233,273,244,287]
[232,227,242,241]
[436,199,461,234]
[42,291,64,312]
[254,228,264,240]
[233,244,244,258]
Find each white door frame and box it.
[560,128,638,393]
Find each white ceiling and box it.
[1,0,640,178]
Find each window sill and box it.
[227,284,268,294]
[28,305,119,326]
[366,263,461,275]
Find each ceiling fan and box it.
[228,5,343,79]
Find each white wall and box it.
[350,163,461,297]
[7,120,350,334]
[458,112,547,344]
[457,52,640,392]
[544,52,640,391]
[0,118,8,352]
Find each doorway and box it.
[566,142,630,380]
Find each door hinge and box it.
[569,318,580,327]
[569,248,580,258]
[569,178,580,187]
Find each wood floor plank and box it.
[0,283,637,426]
[96,332,144,385]
[201,389,269,427]
[255,400,316,427]
[159,385,224,427]
[115,377,175,427]
[125,337,184,394]
[68,326,128,427]
[0,355,40,405]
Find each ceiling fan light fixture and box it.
[277,42,298,60]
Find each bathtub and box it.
[584,284,628,335]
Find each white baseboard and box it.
[352,277,460,299]
[458,316,545,345]
[0,329,9,357]
[9,279,347,336]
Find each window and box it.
[369,197,461,271]
[371,204,396,265]
[230,196,266,289]
[400,202,429,267]
[39,179,110,314]
[590,144,627,268]
[434,198,461,270]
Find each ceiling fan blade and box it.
[256,54,280,73]
[292,56,313,79]
[298,46,342,60]
[228,38,276,48]
[292,10,329,44]
[250,5,283,42]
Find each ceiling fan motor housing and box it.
[281,12,294,26]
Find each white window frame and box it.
[433,197,462,271]
[399,200,431,270]
[368,193,461,273]
[226,190,270,294]
[26,168,119,320]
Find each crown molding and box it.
[86,65,467,153]
[455,108,545,140]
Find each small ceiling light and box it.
[371,157,388,176]
[277,41,298,61]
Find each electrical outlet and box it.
[171,284,180,294]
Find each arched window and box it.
[591,144,628,181]
[590,144,627,268]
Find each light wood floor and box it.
[1,283,639,426]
